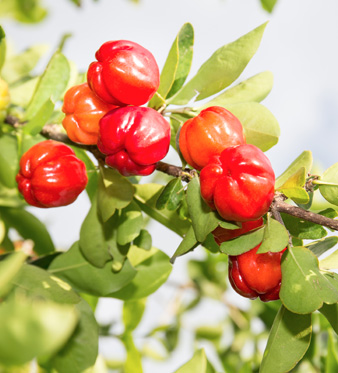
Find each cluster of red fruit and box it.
[16,40,170,207]
[178,106,285,301]
[15,39,284,302]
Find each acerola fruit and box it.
[98,106,171,176]
[87,40,160,106]
[16,140,88,208]
[62,83,117,145]
[200,144,275,222]
[179,106,245,170]
[228,245,286,302]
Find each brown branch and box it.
[155,161,196,182]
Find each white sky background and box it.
[3,0,338,371]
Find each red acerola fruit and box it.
[98,106,171,176]
[62,83,117,145]
[200,144,275,222]
[16,140,88,208]
[179,106,246,170]
[87,40,160,106]
[228,245,286,302]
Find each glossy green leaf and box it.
[308,236,338,258]
[46,299,98,373]
[220,227,264,255]
[0,295,78,366]
[167,23,194,98]
[25,51,70,120]
[260,0,278,13]
[167,23,267,105]
[79,198,116,267]
[281,213,327,240]
[109,246,172,300]
[174,349,215,373]
[23,99,54,135]
[2,44,49,83]
[134,183,190,237]
[0,251,26,297]
[123,298,146,333]
[149,23,193,109]
[48,242,136,297]
[156,177,184,211]
[0,134,18,189]
[280,246,338,314]
[277,167,310,204]
[260,305,312,373]
[226,102,280,151]
[199,71,273,109]
[319,245,338,270]
[133,229,152,251]
[1,207,55,255]
[256,216,289,253]
[0,26,6,72]
[319,303,338,335]
[318,163,338,206]
[187,177,238,243]
[171,225,199,263]
[275,151,313,189]
[97,167,134,222]
[117,201,143,246]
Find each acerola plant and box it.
[87,40,160,106]
[98,106,171,176]
[62,83,117,145]
[16,140,88,208]
[228,245,286,302]
[200,144,275,222]
[179,106,246,170]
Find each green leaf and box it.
[275,151,313,189]
[134,183,190,237]
[325,330,338,373]
[260,0,278,13]
[260,305,312,373]
[79,198,116,267]
[1,207,55,255]
[308,236,338,258]
[225,102,280,151]
[171,225,199,263]
[187,177,238,243]
[174,349,215,373]
[0,295,78,366]
[319,245,338,269]
[318,163,338,206]
[123,298,146,333]
[281,212,327,240]
[319,303,338,335]
[117,201,143,246]
[199,71,273,108]
[277,167,309,204]
[0,251,26,297]
[122,333,143,373]
[12,0,47,23]
[220,227,264,255]
[156,177,184,211]
[97,167,134,222]
[280,246,338,314]
[25,51,70,120]
[48,242,136,297]
[46,299,98,373]
[23,99,54,135]
[9,76,39,107]
[0,134,18,189]
[0,26,6,73]
[2,43,49,83]
[109,246,172,300]
[256,216,289,253]
[149,22,194,109]
[133,229,152,251]
[167,23,268,105]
